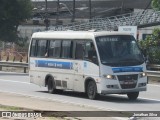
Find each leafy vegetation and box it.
[138,0,160,64]
[138,28,160,64]
[152,0,160,10]
[0,0,32,43]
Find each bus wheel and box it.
[127,92,139,100]
[47,77,56,94]
[87,81,98,100]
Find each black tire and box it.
[87,81,98,100]
[127,92,139,100]
[47,77,56,94]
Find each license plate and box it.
[124,81,134,84]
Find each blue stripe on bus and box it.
[35,60,73,69]
[112,67,143,73]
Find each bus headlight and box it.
[139,72,147,78]
[103,75,117,80]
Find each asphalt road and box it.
[0,71,160,112]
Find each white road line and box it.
[139,97,160,102]
[148,84,160,87]
[105,94,160,102]
[0,79,160,103]
[0,78,159,86]
[0,71,28,75]
[0,79,30,84]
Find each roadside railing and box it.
[147,64,160,71]
[147,64,160,81]
[0,61,28,73]
[147,70,160,81]
[0,49,28,73]
[147,70,160,77]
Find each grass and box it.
[0,104,30,111]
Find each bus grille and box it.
[117,74,138,89]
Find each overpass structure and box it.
[50,10,160,31]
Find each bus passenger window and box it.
[61,41,72,59]
[75,41,84,60]
[37,40,47,57]
[30,40,37,57]
[49,40,61,58]
[49,40,55,57]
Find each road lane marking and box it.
[148,84,160,87]
[0,79,30,84]
[0,71,29,75]
[0,77,160,88]
[139,97,160,102]
[0,79,160,103]
[104,93,160,102]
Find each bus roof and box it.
[31,30,131,39]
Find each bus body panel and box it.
[29,31,147,98]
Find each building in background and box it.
[19,0,152,40]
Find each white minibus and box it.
[29,31,147,100]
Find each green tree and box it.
[152,0,160,10]
[139,28,160,64]
[0,0,32,43]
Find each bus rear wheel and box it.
[47,77,56,94]
[127,92,139,100]
[87,81,98,100]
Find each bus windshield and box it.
[96,35,144,67]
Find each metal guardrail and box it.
[147,64,160,71]
[0,61,28,73]
[147,64,160,80]
[147,70,160,77]
[147,70,160,81]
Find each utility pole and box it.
[121,0,124,14]
[56,0,60,25]
[72,0,75,22]
[89,0,92,19]
[44,0,49,30]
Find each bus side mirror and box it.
[141,49,147,57]
[144,55,149,64]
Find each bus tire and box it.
[47,77,56,94]
[127,92,139,100]
[87,81,98,100]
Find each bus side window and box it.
[49,40,55,57]
[48,40,61,58]
[37,40,47,57]
[30,39,37,57]
[61,40,72,59]
[75,41,84,60]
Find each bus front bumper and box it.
[101,87,146,94]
